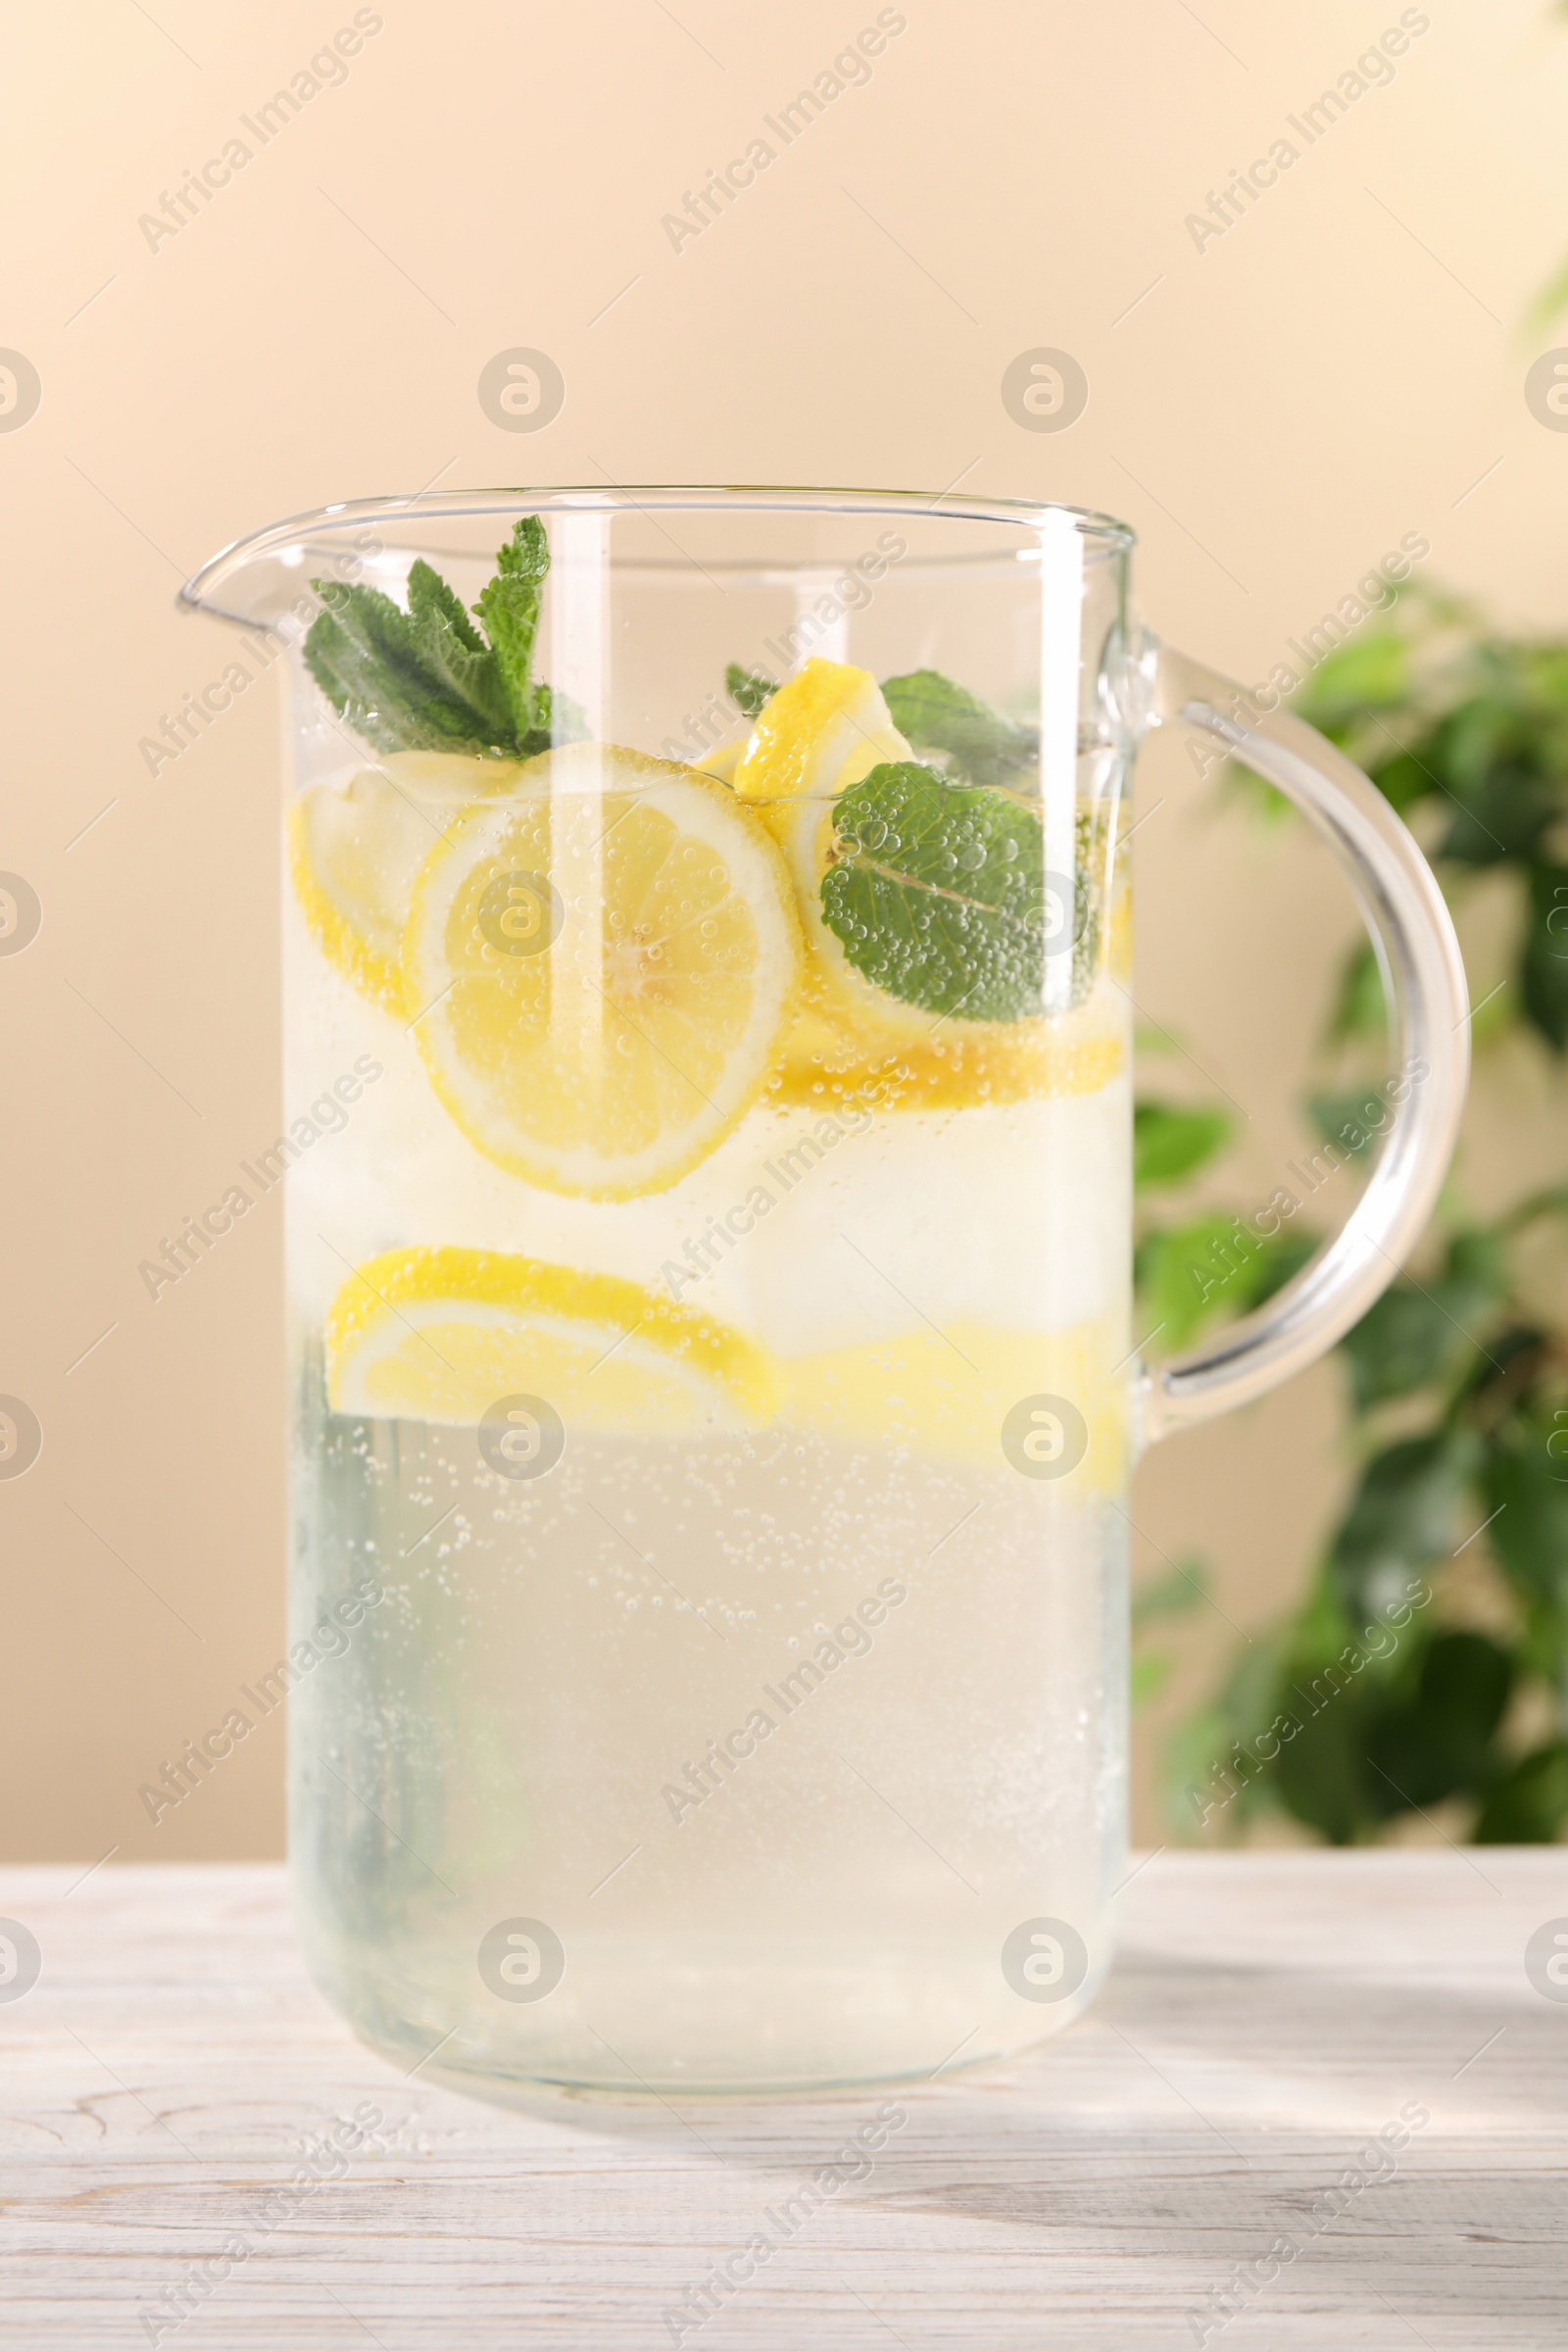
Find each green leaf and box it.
[1131,1649,1176,1706]
[1440,695,1515,795]
[880,669,1037,788]
[1444,1226,1510,1316]
[1136,1219,1244,1349]
[1364,749,1434,819]
[1273,1689,1381,1843]
[1437,760,1560,868]
[726,663,777,718]
[1164,1633,1290,1836]
[1135,1216,1314,1351]
[304,584,497,756]
[1515,1591,1568,1687]
[1521,862,1568,1052]
[1133,1102,1232,1193]
[1134,1021,1181,1055]
[1327,942,1388,1040]
[1250,1227,1318,1305]
[474,515,552,744]
[1297,629,1409,731]
[1338,1230,1506,1410]
[1474,1742,1568,1842]
[1453,1322,1553,1426]
[405,560,514,742]
[1270,1587,1391,1843]
[1365,1629,1513,1811]
[1330,1430,1480,1620]
[1133,1556,1210,1628]
[1507,1186,1568,1230]
[1481,1427,1568,1600]
[1308,1087,1394,1157]
[1340,1291,1453,1411]
[1261,1574,1475,1842]
[820,762,1069,1021]
[1222,761,1294,824]
[305,516,579,760]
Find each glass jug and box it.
[183,490,1467,2097]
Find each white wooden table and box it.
[2,1852,1564,2348]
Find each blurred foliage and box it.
[1130,1556,1211,1707]
[1135,587,1568,1844]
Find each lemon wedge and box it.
[402,743,802,1199]
[289,752,523,1012]
[724,658,934,1048]
[325,1246,779,1431]
[732,659,908,804]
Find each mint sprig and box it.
[305,518,585,759]
[880,669,1038,789]
[822,762,1098,1023]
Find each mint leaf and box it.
[405,560,514,742]
[304,584,499,756]
[305,516,587,760]
[881,669,1037,788]
[821,762,1064,1022]
[475,516,551,744]
[726,662,777,718]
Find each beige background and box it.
[4,0,1566,1860]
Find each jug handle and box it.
[1136,639,1470,1443]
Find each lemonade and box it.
[280,518,1132,2093]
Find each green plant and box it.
[1140,587,1568,1844]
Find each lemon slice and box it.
[773,995,1127,1110]
[325,1246,779,1431]
[732,659,908,804]
[403,743,802,1199]
[289,751,523,1012]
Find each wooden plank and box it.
[0,1853,1564,2348]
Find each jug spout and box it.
[179,496,403,631]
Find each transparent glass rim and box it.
[180,484,1137,619]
